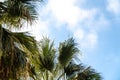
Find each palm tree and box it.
[37,37,56,80]
[35,37,78,80]
[58,38,79,67]
[57,38,79,80]
[0,0,42,79]
[0,26,39,79]
[36,37,102,80]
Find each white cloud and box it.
[107,0,120,15]
[47,0,98,26]
[31,19,49,40]
[36,0,109,50]
[74,28,84,41]
[74,28,98,50]
[16,19,49,41]
[48,0,80,25]
[86,32,98,48]
[0,0,5,2]
[82,14,109,32]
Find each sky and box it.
[3,0,119,80]
[27,0,120,80]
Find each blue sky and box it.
[22,0,120,80]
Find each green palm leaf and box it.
[12,32,38,55]
[64,62,83,77]
[76,66,102,80]
[0,0,42,28]
[38,37,55,72]
[64,62,102,80]
[58,37,79,67]
[0,27,38,55]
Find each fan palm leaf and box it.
[64,62,83,77]
[64,62,102,80]
[0,0,42,28]
[38,37,55,72]
[35,37,56,80]
[76,66,102,80]
[0,26,38,55]
[58,37,79,67]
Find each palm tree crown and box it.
[35,37,102,80]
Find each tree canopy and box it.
[0,0,102,80]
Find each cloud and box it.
[73,28,98,50]
[46,0,99,27]
[67,9,109,50]
[48,0,80,25]
[35,0,109,50]
[31,19,49,40]
[17,19,49,41]
[107,0,120,15]
[0,0,5,2]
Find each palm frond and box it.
[12,32,39,55]
[0,0,41,28]
[0,27,38,55]
[64,62,102,80]
[0,2,7,18]
[64,62,83,77]
[38,37,56,72]
[76,66,102,80]
[0,26,15,53]
[58,37,79,67]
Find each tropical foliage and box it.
[0,26,38,79]
[34,37,102,80]
[0,0,102,80]
[0,0,40,79]
[64,62,101,80]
